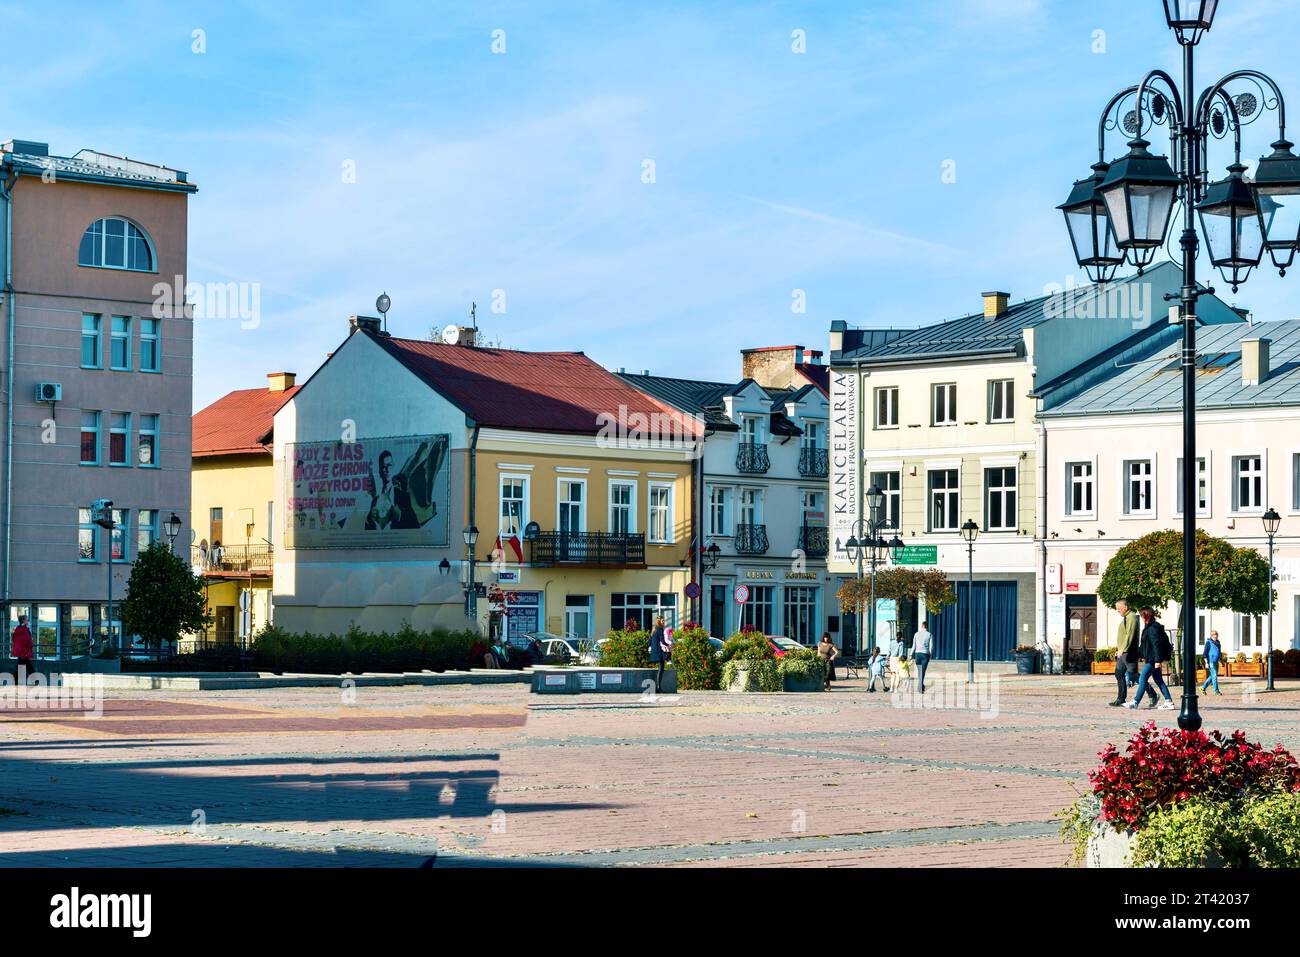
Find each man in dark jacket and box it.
[1110,600,1154,707]
[1125,607,1176,710]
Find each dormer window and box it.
[78,217,155,272]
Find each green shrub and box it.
[719,631,772,664]
[251,624,477,674]
[1093,647,1117,663]
[722,657,782,692]
[598,627,652,668]
[670,626,721,690]
[778,646,826,686]
[1241,792,1300,867]
[1284,649,1300,667]
[1131,797,1247,868]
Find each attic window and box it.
[1158,351,1238,373]
[79,217,155,272]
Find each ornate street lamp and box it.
[1060,5,1296,731]
[1060,162,1124,283]
[164,512,182,554]
[463,525,480,621]
[703,541,721,571]
[1197,163,1264,291]
[1263,507,1281,691]
[960,520,979,685]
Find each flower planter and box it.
[1086,825,1136,868]
[1231,662,1265,677]
[782,672,824,693]
[1272,663,1299,678]
[726,666,752,693]
[1090,662,1115,675]
[1014,651,1039,675]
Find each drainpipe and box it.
[694,425,711,625]
[1,166,17,614]
[1036,419,1051,672]
[466,423,480,631]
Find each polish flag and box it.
[496,534,523,563]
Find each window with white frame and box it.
[138,509,159,553]
[928,469,959,532]
[782,586,819,645]
[985,467,1017,531]
[740,585,775,634]
[801,420,824,449]
[869,470,901,529]
[558,480,585,535]
[1123,459,1153,514]
[708,486,731,536]
[800,488,825,522]
[79,217,154,271]
[1176,457,1209,516]
[648,483,673,543]
[741,416,763,444]
[875,387,898,429]
[1067,462,1094,516]
[931,383,957,426]
[739,487,761,527]
[499,475,528,537]
[610,481,635,536]
[78,507,98,561]
[1232,454,1264,512]
[988,379,1015,422]
[1238,612,1264,648]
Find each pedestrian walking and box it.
[866,647,887,692]
[888,633,905,688]
[648,615,671,693]
[10,614,33,684]
[893,654,913,693]
[1125,607,1176,710]
[1109,599,1154,707]
[1201,630,1223,696]
[817,633,838,689]
[912,621,934,694]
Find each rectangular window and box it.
[869,470,902,530]
[741,416,763,444]
[928,469,959,532]
[739,487,761,527]
[931,383,956,426]
[1232,454,1264,512]
[1176,457,1209,515]
[740,585,775,635]
[80,411,100,465]
[708,486,730,536]
[138,509,159,553]
[1294,453,1300,511]
[875,387,898,429]
[610,481,635,536]
[988,379,1015,422]
[985,466,1017,531]
[1239,613,1264,648]
[140,318,161,372]
[138,414,159,468]
[611,593,676,632]
[499,476,528,538]
[78,507,98,561]
[109,412,130,466]
[648,483,672,543]
[801,420,823,449]
[558,479,585,534]
[35,605,59,659]
[111,509,129,562]
[110,315,131,370]
[81,314,102,368]
[800,488,825,522]
[1123,459,1153,514]
[210,507,224,547]
[70,605,92,657]
[1067,462,1094,516]
[783,585,819,645]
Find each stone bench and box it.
[531,666,676,694]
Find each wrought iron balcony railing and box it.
[734,523,770,555]
[798,524,828,558]
[736,442,770,474]
[193,544,274,576]
[798,446,829,478]
[530,531,646,567]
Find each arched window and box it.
[78,217,155,272]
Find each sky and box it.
[5,0,1300,410]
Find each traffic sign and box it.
[685,582,701,600]
[895,545,938,565]
[734,584,749,605]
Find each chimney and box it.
[983,291,1010,320]
[829,320,846,355]
[267,372,296,392]
[349,315,383,337]
[741,345,803,390]
[1,139,48,157]
[804,349,823,365]
[1242,337,1271,386]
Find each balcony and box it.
[530,531,646,567]
[193,544,274,577]
[798,446,829,478]
[736,442,770,474]
[734,523,769,555]
[798,524,828,558]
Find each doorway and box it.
[1065,594,1098,673]
[215,606,236,644]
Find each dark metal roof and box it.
[1041,319,1300,416]
[618,373,740,431]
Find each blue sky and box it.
[6,0,1300,409]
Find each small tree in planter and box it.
[837,567,957,623]
[121,543,209,652]
[598,620,652,668]
[719,629,780,691]
[670,624,721,690]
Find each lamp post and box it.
[1263,507,1281,691]
[463,525,480,625]
[839,485,888,656]
[961,520,979,685]
[1060,1,1300,731]
[164,513,182,555]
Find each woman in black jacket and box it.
[648,616,670,693]
[1125,607,1176,711]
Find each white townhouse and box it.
[829,262,1244,661]
[621,346,834,645]
[1040,319,1300,668]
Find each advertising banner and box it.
[830,369,859,563]
[286,434,450,548]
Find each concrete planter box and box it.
[782,673,823,693]
[531,666,675,695]
[1087,825,1136,868]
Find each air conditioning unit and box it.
[34,382,61,403]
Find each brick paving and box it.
[2,674,1299,867]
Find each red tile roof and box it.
[371,335,698,437]
[192,385,300,457]
[796,362,829,395]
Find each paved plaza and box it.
[2,673,1299,867]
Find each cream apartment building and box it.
[1041,320,1300,667]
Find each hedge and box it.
[251,625,478,674]
[598,626,653,668]
[670,625,721,690]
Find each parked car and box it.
[766,635,804,658]
[523,632,584,665]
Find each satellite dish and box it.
[375,292,391,315]
[442,325,461,345]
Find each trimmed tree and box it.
[121,544,209,649]
[836,566,957,617]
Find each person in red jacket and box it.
[11,614,34,682]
